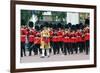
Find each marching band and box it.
[21,22,90,58]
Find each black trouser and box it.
[86,40,90,55]
[70,43,77,54]
[57,42,63,54]
[28,42,34,56]
[73,43,78,54]
[34,44,41,55]
[64,42,70,55]
[82,42,85,52]
[52,42,59,55]
[78,42,82,53]
[70,43,74,54]
[21,42,26,57]
[49,41,53,53]
[77,42,80,53]
[79,42,85,53]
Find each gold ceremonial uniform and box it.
[40,29,50,49]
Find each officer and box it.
[40,22,51,58]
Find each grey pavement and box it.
[20,51,89,63]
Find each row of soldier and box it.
[21,22,90,58]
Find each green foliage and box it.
[21,10,32,25]
[51,11,66,22]
[21,10,67,25]
[34,11,44,21]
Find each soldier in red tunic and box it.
[28,28,35,56]
[28,22,35,56]
[52,29,59,55]
[57,28,64,54]
[76,26,85,53]
[78,29,85,53]
[49,23,53,54]
[84,25,90,55]
[81,30,86,53]
[34,31,41,55]
[49,29,52,51]
[76,29,81,53]
[70,30,76,54]
[63,29,71,55]
[21,24,27,57]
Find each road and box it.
[20,51,89,63]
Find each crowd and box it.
[21,22,90,58]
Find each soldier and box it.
[34,31,41,55]
[49,23,53,54]
[75,24,80,53]
[63,29,71,55]
[28,29,35,56]
[81,30,85,53]
[21,24,27,57]
[84,25,90,55]
[40,24,51,58]
[49,28,53,54]
[57,28,64,54]
[77,29,83,53]
[52,29,59,55]
[70,30,76,54]
[28,22,35,56]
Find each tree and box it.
[33,11,44,22]
[51,11,57,21]
[21,10,32,25]
[51,11,66,22]
[58,12,66,22]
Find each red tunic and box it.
[57,31,63,42]
[71,37,76,43]
[49,31,53,42]
[22,27,29,36]
[29,35,34,43]
[76,32,82,42]
[52,36,59,42]
[50,31,53,36]
[70,33,78,43]
[63,33,70,43]
[36,31,40,36]
[29,29,36,36]
[85,33,90,41]
[21,28,28,35]
[21,35,26,43]
[21,28,27,43]
[34,37,41,44]
[28,29,35,43]
[52,30,59,42]
[63,37,70,43]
